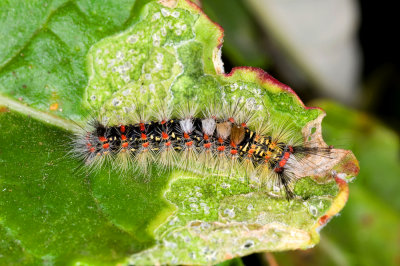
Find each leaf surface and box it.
[0,0,358,264]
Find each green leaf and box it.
[0,0,358,264]
[0,0,137,119]
[0,111,144,264]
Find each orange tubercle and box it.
[274,167,283,173]
[98,136,107,142]
[283,152,290,159]
[139,123,145,132]
[162,131,169,140]
[217,146,225,152]
[120,125,126,133]
[142,142,149,148]
[185,141,193,147]
[270,142,277,149]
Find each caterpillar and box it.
[72,100,332,199]
[69,0,348,200]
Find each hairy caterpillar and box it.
[72,100,332,199]
[69,0,349,200]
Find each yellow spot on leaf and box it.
[50,103,58,111]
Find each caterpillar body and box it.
[73,102,332,199]
[70,0,346,200]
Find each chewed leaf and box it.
[0,0,359,264]
[79,0,359,264]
